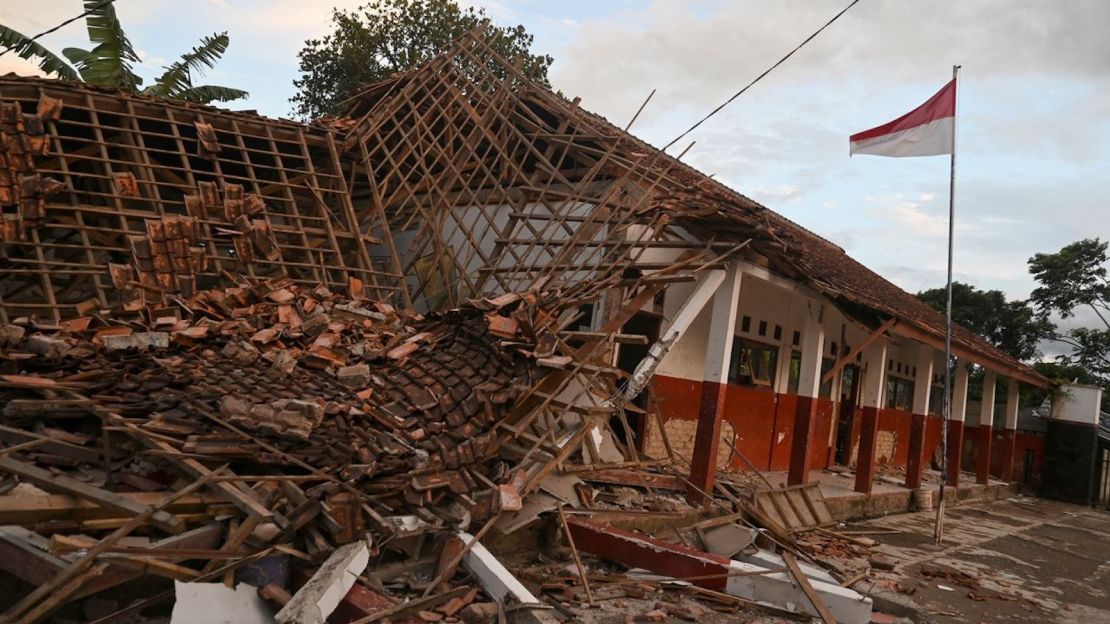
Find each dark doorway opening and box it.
[835,364,861,466]
[614,312,661,453]
[1099,446,1110,509]
[1023,448,1036,485]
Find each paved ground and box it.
[850,496,1110,623]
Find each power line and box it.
[663,0,863,151]
[0,0,118,59]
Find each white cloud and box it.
[543,0,1110,302]
[750,184,802,204]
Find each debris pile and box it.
[0,272,886,623]
[0,277,583,621]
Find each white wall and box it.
[1051,384,1102,425]
[655,269,825,385]
[365,200,603,311]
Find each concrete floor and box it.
[756,467,1016,522]
[849,496,1110,623]
[762,468,1007,498]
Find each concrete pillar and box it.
[773,297,797,396]
[688,262,743,503]
[787,303,826,486]
[976,370,997,484]
[905,343,934,489]
[946,360,970,487]
[999,379,1020,482]
[854,340,887,494]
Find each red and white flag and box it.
[850,80,956,157]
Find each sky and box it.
[2,0,1108,349]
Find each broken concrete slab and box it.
[495,491,559,535]
[275,539,369,624]
[568,517,872,624]
[725,559,872,623]
[736,548,838,585]
[458,531,539,605]
[101,331,169,351]
[700,523,758,558]
[457,531,560,624]
[538,472,585,507]
[170,581,274,624]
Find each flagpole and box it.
[935,64,960,544]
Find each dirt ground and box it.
[848,496,1110,623]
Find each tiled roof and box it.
[562,96,1047,385]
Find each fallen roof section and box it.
[0,75,407,322]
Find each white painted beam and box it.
[624,268,726,400]
[458,531,540,605]
[859,341,888,409]
[725,560,872,623]
[172,582,274,624]
[912,343,934,415]
[980,370,997,427]
[951,360,970,423]
[703,262,744,385]
[1003,378,1020,430]
[796,303,826,399]
[276,540,369,624]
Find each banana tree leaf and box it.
[0,25,79,80]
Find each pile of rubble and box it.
[0,277,884,623]
[0,277,577,620]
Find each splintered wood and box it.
[0,28,778,624]
[0,78,404,323]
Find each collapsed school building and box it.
[0,29,1102,623]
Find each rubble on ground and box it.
[0,274,889,623]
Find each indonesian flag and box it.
[850,79,956,157]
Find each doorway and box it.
[1099,446,1110,510]
[615,312,662,452]
[834,364,861,466]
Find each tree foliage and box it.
[291,0,553,119]
[1029,238,1110,324]
[1028,238,1110,389]
[916,282,1053,362]
[0,1,246,104]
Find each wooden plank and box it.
[766,491,803,531]
[0,491,220,525]
[0,425,101,462]
[2,470,223,622]
[756,497,781,527]
[784,489,817,528]
[113,418,281,526]
[782,551,836,624]
[0,525,221,599]
[577,468,687,491]
[801,485,835,527]
[348,586,468,624]
[557,504,594,605]
[0,456,185,534]
[821,318,896,385]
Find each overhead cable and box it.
[663,0,863,151]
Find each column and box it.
[787,303,826,486]
[688,262,743,503]
[772,297,797,395]
[905,343,934,489]
[976,370,997,484]
[999,379,1020,482]
[854,340,888,494]
[946,359,970,487]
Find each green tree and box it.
[1029,238,1110,387]
[291,0,553,119]
[0,0,247,104]
[916,282,1054,362]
